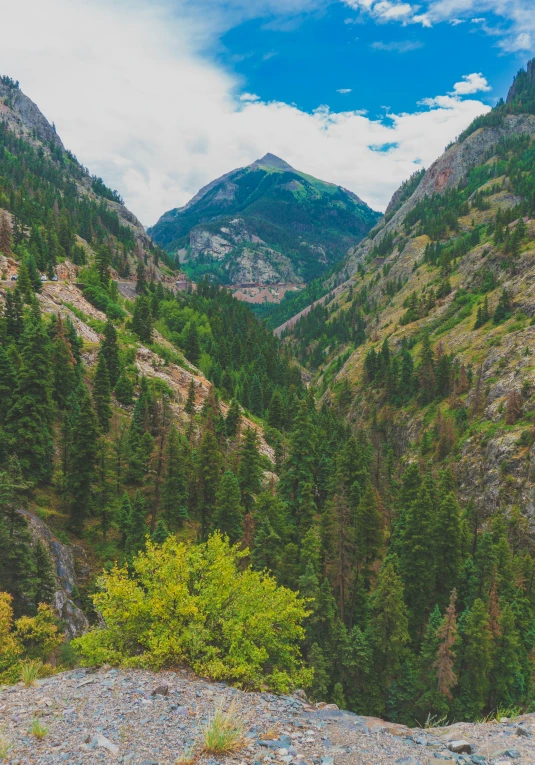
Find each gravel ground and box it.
[1,667,535,765]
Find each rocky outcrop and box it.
[18,511,89,639]
[3,666,535,763]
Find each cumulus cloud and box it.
[451,72,492,95]
[0,0,491,223]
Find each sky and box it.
[0,0,533,225]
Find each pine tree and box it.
[161,427,188,528]
[419,333,435,404]
[135,260,147,294]
[434,590,458,702]
[0,458,37,616]
[114,372,134,405]
[33,540,56,608]
[183,322,200,365]
[490,603,523,708]
[456,598,493,719]
[225,399,241,437]
[6,317,54,482]
[213,471,244,543]
[267,390,285,430]
[25,255,42,293]
[16,262,34,303]
[117,492,132,547]
[184,378,196,414]
[152,518,170,545]
[95,242,111,286]
[93,350,112,431]
[493,289,512,324]
[66,385,99,533]
[237,427,263,513]
[4,289,24,341]
[0,346,15,424]
[124,490,148,559]
[415,605,446,719]
[197,428,221,540]
[52,317,77,409]
[400,477,436,633]
[433,493,462,609]
[370,559,410,689]
[101,320,120,387]
[249,374,264,416]
[355,483,383,576]
[131,296,153,344]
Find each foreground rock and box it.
[2,667,535,765]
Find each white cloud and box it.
[342,0,535,52]
[451,72,492,95]
[337,88,353,93]
[0,0,491,224]
[371,39,424,51]
[239,93,261,102]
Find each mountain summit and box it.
[148,154,381,286]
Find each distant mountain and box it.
[148,153,381,285]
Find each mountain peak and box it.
[249,153,295,172]
[506,57,535,104]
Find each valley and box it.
[3,58,535,765]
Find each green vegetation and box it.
[149,156,381,284]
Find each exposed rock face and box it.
[19,510,89,639]
[346,114,535,275]
[0,79,63,148]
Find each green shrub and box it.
[74,533,312,692]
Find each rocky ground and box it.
[1,667,534,765]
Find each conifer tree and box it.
[135,261,147,294]
[124,490,148,559]
[4,289,23,341]
[6,316,54,481]
[0,212,12,255]
[93,350,112,431]
[369,559,409,690]
[490,603,523,708]
[184,378,196,414]
[355,483,383,577]
[33,540,57,609]
[66,385,99,533]
[419,334,435,404]
[197,428,221,540]
[434,590,459,702]
[52,317,76,409]
[267,389,285,430]
[114,372,134,405]
[152,517,170,545]
[415,605,445,718]
[0,346,15,424]
[456,598,493,719]
[433,493,462,609]
[183,322,200,365]
[117,492,132,547]
[161,426,188,528]
[400,477,436,633]
[237,427,263,513]
[101,320,120,386]
[213,470,244,543]
[16,262,33,302]
[131,295,153,344]
[249,374,264,416]
[225,399,241,437]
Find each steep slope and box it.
[282,58,535,517]
[0,75,173,282]
[148,152,381,286]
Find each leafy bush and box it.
[0,594,62,684]
[74,534,312,692]
[82,284,126,320]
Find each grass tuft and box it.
[30,719,48,740]
[20,660,42,687]
[0,737,12,761]
[201,701,246,755]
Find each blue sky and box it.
[1,0,533,223]
[218,3,522,117]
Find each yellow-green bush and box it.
[0,593,62,684]
[74,533,312,692]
